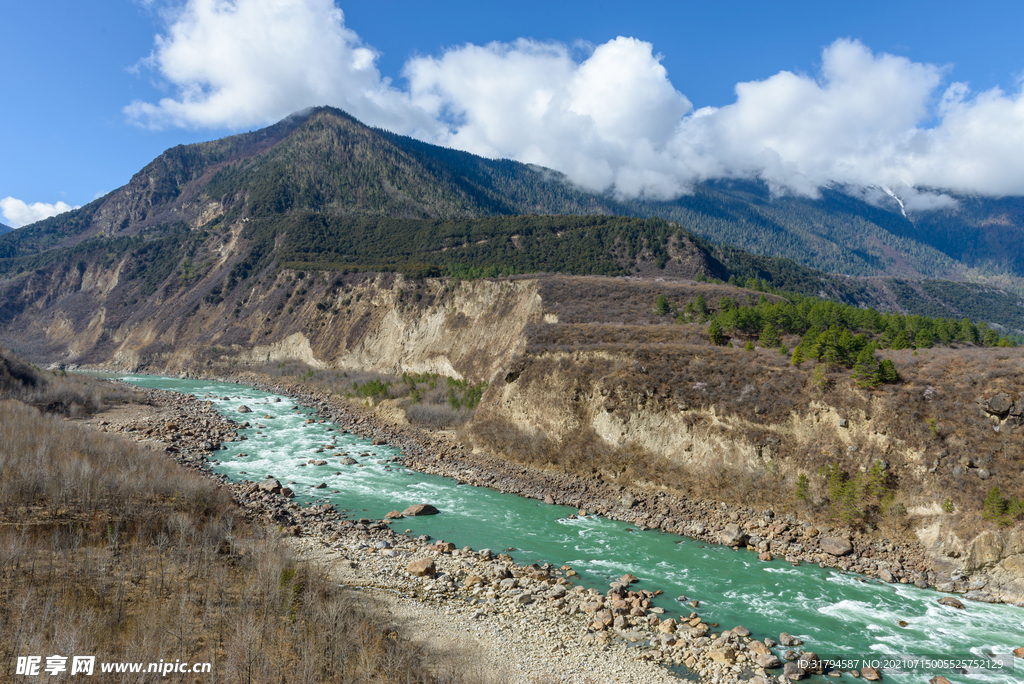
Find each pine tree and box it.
[708,319,724,345]
[760,322,780,348]
[852,347,881,388]
[654,294,671,316]
[878,359,899,383]
[790,347,805,366]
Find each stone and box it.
[619,573,638,584]
[406,559,435,577]
[543,494,555,505]
[838,418,849,428]
[860,665,882,681]
[820,537,854,556]
[938,596,965,609]
[732,624,751,637]
[928,677,951,684]
[984,393,1013,415]
[313,459,327,466]
[657,618,677,634]
[280,487,294,498]
[464,575,485,587]
[257,478,282,494]
[237,405,252,413]
[779,632,802,646]
[708,647,736,664]
[402,504,439,516]
[755,653,782,668]
[621,493,637,508]
[384,510,404,519]
[749,640,771,656]
[798,651,824,675]
[515,594,534,605]
[313,482,327,489]
[783,662,807,680]
[1014,647,1024,658]
[721,522,748,546]
[879,568,895,583]
[340,456,357,465]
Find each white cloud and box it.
[124,0,438,136]
[0,197,79,228]
[126,1,1024,204]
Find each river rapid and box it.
[119,374,1023,684]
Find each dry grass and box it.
[0,351,502,683]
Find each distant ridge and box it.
[0,222,11,234]
[0,106,1023,333]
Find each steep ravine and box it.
[11,266,1024,604]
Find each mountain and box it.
[0,222,11,235]
[0,105,1023,366]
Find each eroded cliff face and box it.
[2,266,543,386]
[3,265,1023,599]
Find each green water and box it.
[120,375,1023,683]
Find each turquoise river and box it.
[118,374,1023,684]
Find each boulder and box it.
[861,665,882,681]
[384,510,404,519]
[731,624,751,637]
[402,504,439,516]
[783,662,806,680]
[406,559,436,576]
[755,653,782,668]
[929,677,951,684]
[1014,647,1024,658]
[749,641,772,656]
[984,393,1013,415]
[721,523,748,546]
[543,494,555,505]
[657,618,677,634]
[820,537,854,556]
[280,487,294,498]
[464,576,485,587]
[237,405,252,413]
[779,632,803,647]
[708,647,735,664]
[258,479,282,494]
[798,651,824,675]
[621,493,637,508]
[340,457,357,465]
[937,596,965,609]
[619,573,638,585]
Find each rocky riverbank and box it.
[81,373,1024,682]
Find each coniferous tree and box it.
[852,347,881,388]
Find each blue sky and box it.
[3,1,1024,226]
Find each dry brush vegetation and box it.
[0,353,505,683]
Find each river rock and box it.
[621,493,637,508]
[929,677,951,684]
[1014,647,1024,658]
[384,510,404,519]
[258,478,281,494]
[721,522,748,546]
[407,559,435,577]
[861,665,882,680]
[402,504,439,516]
[749,640,771,656]
[820,537,854,556]
[783,662,806,680]
[755,653,782,668]
[731,624,750,637]
[543,494,555,504]
[779,632,803,647]
[708,647,735,664]
[238,405,252,413]
[798,651,824,675]
[340,456,357,465]
[657,618,676,634]
[937,596,965,609]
